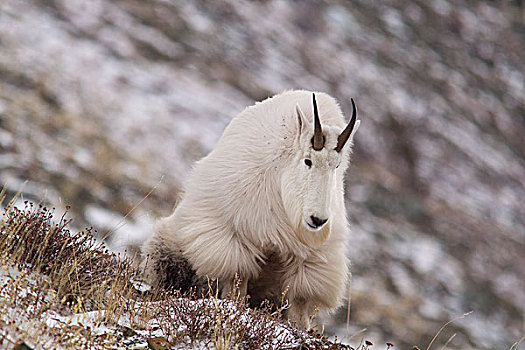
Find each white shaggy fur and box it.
[142,90,360,329]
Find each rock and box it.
[13,341,32,350]
[147,337,171,350]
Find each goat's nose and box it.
[310,215,328,228]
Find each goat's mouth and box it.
[304,214,329,231]
[306,222,318,230]
[304,219,326,232]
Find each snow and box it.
[1,261,307,349]
[109,211,155,256]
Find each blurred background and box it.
[0,0,524,349]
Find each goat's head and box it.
[281,93,360,241]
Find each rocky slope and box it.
[1,0,524,349]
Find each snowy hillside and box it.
[0,0,524,349]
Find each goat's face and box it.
[281,94,359,236]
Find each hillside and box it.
[1,0,524,349]
[0,199,352,349]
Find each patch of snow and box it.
[431,0,451,16]
[107,210,155,255]
[84,205,122,230]
[381,7,407,39]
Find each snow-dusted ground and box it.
[1,0,524,349]
[0,261,331,350]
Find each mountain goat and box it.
[142,90,361,329]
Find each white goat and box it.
[142,90,360,329]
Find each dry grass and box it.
[0,190,353,349]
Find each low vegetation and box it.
[0,190,356,349]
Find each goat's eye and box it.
[336,163,340,169]
[304,159,312,167]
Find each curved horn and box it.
[312,93,324,151]
[335,98,357,152]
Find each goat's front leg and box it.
[286,297,314,330]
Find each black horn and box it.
[312,93,324,151]
[335,98,357,152]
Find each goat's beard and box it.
[295,221,331,248]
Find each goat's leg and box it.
[287,297,314,330]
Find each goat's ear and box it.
[295,104,308,138]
